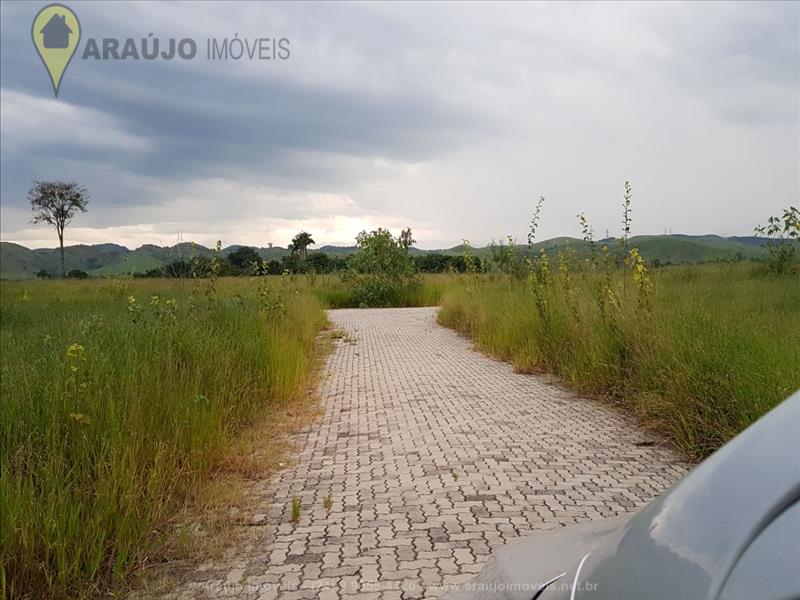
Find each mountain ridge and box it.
[0,235,779,279]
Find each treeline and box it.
[133,248,481,278]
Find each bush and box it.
[67,269,88,279]
[227,246,261,271]
[755,206,800,274]
[345,228,418,307]
[414,253,478,273]
[350,277,403,307]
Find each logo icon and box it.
[32,3,81,96]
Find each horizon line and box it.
[0,231,767,253]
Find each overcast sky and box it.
[1,1,798,250]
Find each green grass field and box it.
[0,277,328,599]
[2,265,797,598]
[438,264,800,459]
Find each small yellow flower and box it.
[66,343,84,358]
[69,412,91,425]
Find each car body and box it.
[444,391,800,600]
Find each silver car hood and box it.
[441,516,631,600]
[577,390,800,600]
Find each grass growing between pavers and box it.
[438,263,800,460]
[0,276,328,599]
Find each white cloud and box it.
[2,214,433,251]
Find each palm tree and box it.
[291,231,315,260]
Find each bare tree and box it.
[28,181,89,277]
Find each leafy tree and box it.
[290,231,315,261]
[398,227,416,251]
[756,206,800,274]
[136,267,163,278]
[347,228,417,306]
[332,256,349,271]
[307,251,333,273]
[163,260,192,278]
[266,260,283,275]
[350,228,414,277]
[227,246,261,271]
[28,181,89,277]
[281,253,305,274]
[413,253,478,273]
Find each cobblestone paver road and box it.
[168,307,688,599]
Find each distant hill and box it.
[463,234,774,264]
[317,245,358,256]
[0,242,295,279]
[0,235,779,279]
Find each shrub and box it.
[414,253,478,273]
[755,206,800,274]
[307,251,334,273]
[227,246,261,271]
[346,228,418,307]
[350,277,403,307]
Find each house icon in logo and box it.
[40,13,72,49]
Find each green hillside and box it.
[91,254,163,276]
[629,235,762,264]
[0,243,35,279]
[0,242,293,278]
[471,234,769,265]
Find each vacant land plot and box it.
[0,278,327,599]
[2,265,794,598]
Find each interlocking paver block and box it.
[152,307,688,599]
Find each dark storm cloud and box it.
[1,1,798,248]
[1,2,492,206]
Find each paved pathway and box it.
[167,307,687,599]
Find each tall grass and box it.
[3,260,795,596]
[0,276,327,599]
[438,264,800,459]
